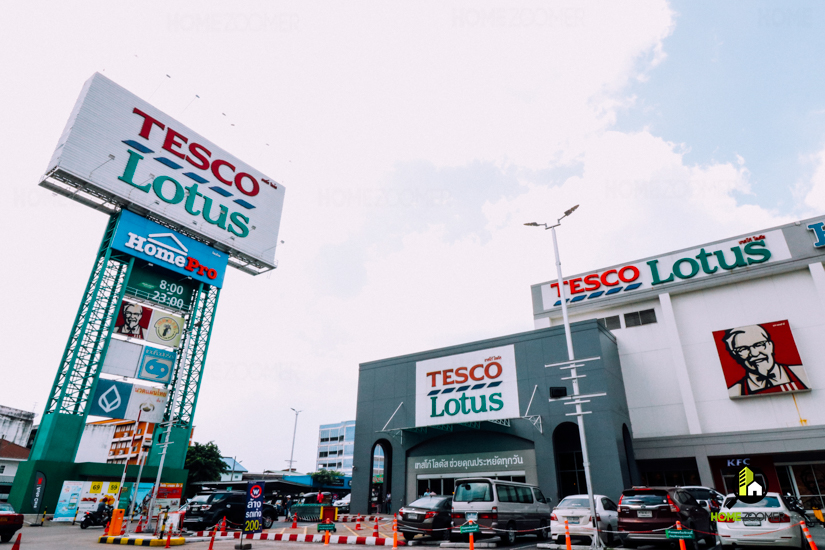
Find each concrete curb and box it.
[98,535,186,546]
[198,533,406,545]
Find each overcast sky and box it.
[2,1,824,473]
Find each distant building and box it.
[0,405,35,448]
[0,439,30,501]
[220,457,247,481]
[316,421,355,476]
[77,419,155,465]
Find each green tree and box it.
[309,469,343,488]
[184,441,228,495]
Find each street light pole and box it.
[286,408,301,472]
[525,206,603,549]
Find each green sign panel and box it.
[460,523,480,534]
[125,261,197,310]
[665,529,694,540]
[317,523,336,532]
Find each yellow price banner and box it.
[108,482,120,494]
[89,482,103,494]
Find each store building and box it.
[352,215,825,513]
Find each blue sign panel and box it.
[89,379,132,420]
[244,481,265,534]
[112,210,229,288]
[137,347,176,385]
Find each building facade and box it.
[77,419,155,465]
[0,406,35,449]
[352,215,825,513]
[317,421,356,476]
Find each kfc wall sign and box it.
[712,320,811,399]
[114,299,184,349]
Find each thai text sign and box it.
[415,345,520,427]
[244,481,265,534]
[44,73,284,270]
[411,450,535,474]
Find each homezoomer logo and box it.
[710,466,770,522]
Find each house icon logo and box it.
[737,466,767,504]
[146,233,188,256]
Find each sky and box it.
[2,0,825,474]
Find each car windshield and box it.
[190,495,212,504]
[621,492,668,505]
[0,503,14,512]
[409,497,447,509]
[454,482,493,502]
[558,497,590,508]
[726,496,781,509]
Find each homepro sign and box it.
[113,210,228,287]
[415,345,520,427]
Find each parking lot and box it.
[7,520,825,550]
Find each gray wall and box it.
[351,320,635,513]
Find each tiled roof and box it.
[0,438,30,460]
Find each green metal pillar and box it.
[29,213,134,462]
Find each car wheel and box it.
[0,533,13,543]
[500,522,516,546]
[263,513,275,530]
[539,520,550,540]
[603,530,614,546]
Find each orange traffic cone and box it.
[372,517,379,538]
[135,515,144,533]
[220,516,226,532]
[10,533,21,550]
[208,525,217,550]
[292,513,298,529]
[355,515,361,531]
[165,529,172,548]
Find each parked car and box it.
[0,503,23,543]
[299,492,332,505]
[333,493,351,513]
[398,495,453,540]
[183,491,277,531]
[717,492,807,548]
[680,486,725,516]
[450,477,553,545]
[550,494,619,546]
[617,487,714,548]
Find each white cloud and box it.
[803,146,825,213]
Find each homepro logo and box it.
[124,231,219,280]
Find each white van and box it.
[450,478,553,545]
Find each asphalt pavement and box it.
[7,521,825,550]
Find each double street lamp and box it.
[525,205,605,549]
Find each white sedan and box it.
[550,494,619,546]
[717,492,806,548]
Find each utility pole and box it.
[286,409,301,472]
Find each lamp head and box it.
[563,205,579,217]
[524,222,540,227]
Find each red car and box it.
[0,503,23,543]
[617,487,714,549]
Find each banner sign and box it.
[44,73,285,271]
[137,347,176,385]
[53,481,85,521]
[114,299,184,349]
[73,481,120,517]
[102,338,143,378]
[415,345,520,427]
[31,471,47,513]
[712,320,810,399]
[244,481,265,534]
[538,229,792,310]
[89,379,168,422]
[113,210,228,288]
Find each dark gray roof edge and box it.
[359,319,612,370]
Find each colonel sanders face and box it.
[724,325,775,377]
[122,303,144,331]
